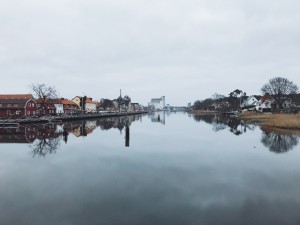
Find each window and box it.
[7,104,12,107]
[0,104,2,107]
[28,103,31,107]
[13,104,18,107]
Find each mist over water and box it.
[1,112,300,225]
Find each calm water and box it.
[1,112,300,225]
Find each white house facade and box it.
[241,96,260,110]
[256,96,274,112]
[71,96,98,112]
[85,100,97,112]
[54,103,64,114]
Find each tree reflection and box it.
[29,123,62,157]
[25,115,142,156]
[31,137,61,157]
[261,131,299,153]
[193,114,255,135]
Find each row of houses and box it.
[0,93,145,119]
[197,94,300,112]
[241,94,300,112]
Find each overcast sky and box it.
[1,0,300,105]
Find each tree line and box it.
[193,77,299,112]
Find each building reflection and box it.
[125,124,130,147]
[193,114,255,135]
[148,111,166,125]
[0,115,142,156]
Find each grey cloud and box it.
[0,0,300,104]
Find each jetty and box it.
[0,111,148,125]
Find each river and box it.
[1,112,300,225]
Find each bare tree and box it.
[30,83,58,114]
[261,77,299,109]
[212,93,225,100]
[30,83,58,101]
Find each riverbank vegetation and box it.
[192,77,299,113]
[191,110,218,115]
[239,112,300,130]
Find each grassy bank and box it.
[239,112,300,129]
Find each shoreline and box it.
[191,110,219,115]
[0,111,149,125]
[191,110,300,130]
[239,112,300,130]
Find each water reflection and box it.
[193,114,255,135]
[2,113,300,224]
[192,114,300,153]
[148,111,166,125]
[0,115,142,156]
[261,127,299,153]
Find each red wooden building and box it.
[35,98,80,116]
[35,98,57,116]
[0,94,37,119]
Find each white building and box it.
[148,96,165,111]
[72,96,98,112]
[241,95,260,110]
[256,96,274,112]
[54,103,64,114]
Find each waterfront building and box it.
[114,90,132,112]
[60,99,80,114]
[72,96,99,112]
[35,98,56,116]
[0,94,37,119]
[148,96,165,111]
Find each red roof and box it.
[74,96,99,105]
[35,98,79,105]
[260,95,274,103]
[0,94,33,99]
[60,99,78,105]
[85,98,99,105]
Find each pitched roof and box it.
[0,94,33,100]
[260,95,274,102]
[35,98,59,104]
[0,98,32,108]
[35,98,78,105]
[85,98,99,105]
[60,99,78,105]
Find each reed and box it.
[239,112,300,129]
